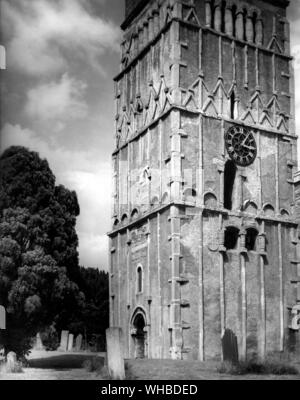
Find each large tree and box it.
[0,147,85,356]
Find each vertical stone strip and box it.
[276,135,280,214]
[199,209,204,361]
[109,238,114,327]
[257,130,262,210]
[170,205,182,359]
[244,45,248,89]
[278,223,284,351]
[219,233,225,340]
[157,212,163,358]
[117,233,121,326]
[170,111,182,202]
[258,223,266,360]
[147,219,151,358]
[240,230,247,360]
[218,36,223,114]
[170,20,181,106]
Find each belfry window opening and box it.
[224,227,239,250]
[224,160,237,210]
[230,91,236,119]
[246,228,258,251]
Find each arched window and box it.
[221,1,226,33]
[232,4,237,37]
[252,12,258,43]
[224,160,237,210]
[246,228,258,251]
[224,227,239,250]
[137,266,143,293]
[243,8,248,41]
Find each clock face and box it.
[225,125,257,167]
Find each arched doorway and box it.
[131,310,148,359]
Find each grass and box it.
[0,360,24,374]
[82,356,104,373]
[218,359,299,376]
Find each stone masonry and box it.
[108,0,300,361]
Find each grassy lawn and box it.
[0,352,299,380]
[125,359,300,381]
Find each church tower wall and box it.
[109,0,300,361]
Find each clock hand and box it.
[241,133,251,147]
[242,144,255,150]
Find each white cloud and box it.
[25,73,88,122]
[3,0,121,76]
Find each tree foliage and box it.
[0,147,85,356]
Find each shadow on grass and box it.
[28,354,105,371]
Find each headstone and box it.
[0,306,5,330]
[222,329,239,365]
[75,334,83,351]
[6,352,17,370]
[35,333,45,350]
[67,333,74,351]
[106,328,125,380]
[59,330,69,352]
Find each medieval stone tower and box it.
[109,0,300,361]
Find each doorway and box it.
[132,313,147,359]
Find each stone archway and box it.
[131,309,148,359]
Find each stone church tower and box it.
[109,0,300,361]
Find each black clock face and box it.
[225,126,257,166]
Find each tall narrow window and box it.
[224,160,237,210]
[243,8,248,41]
[137,266,143,293]
[230,91,236,119]
[221,1,226,33]
[246,228,258,251]
[224,227,239,250]
[232,4,237,37]
[252,12,258,43]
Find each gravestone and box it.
[75,334,83,351]
[35,333,45,350]
[222,329,239,365]
[6,352,17,371]
[106,328,125,380]
[59,330,69,352]
[67,333,74,351]
[0,306,5,330]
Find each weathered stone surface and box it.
[106,328,125,380]
[35,333,45,351]
[59,330,69,352]
[109,0,298,361]
[0,306,5,330]
[67,334,74,352]
[75,334,83,351]
[6,352,17,370]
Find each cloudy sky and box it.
[0,0,300,271]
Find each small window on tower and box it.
[224,160,237,210]
[230,91,236,119]
[224,227,239,250]
[246,228,258,251]
[137,266,143,294]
